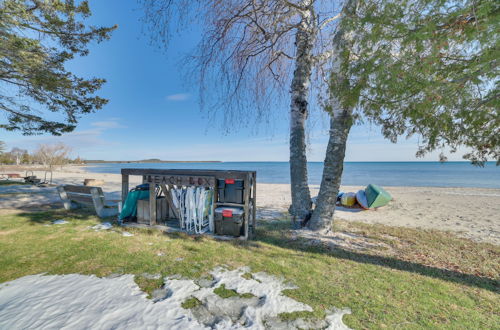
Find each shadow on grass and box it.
[0,180,29,186]
[253,221,499,293]
[15,208,499,293]
[19,208,107,224]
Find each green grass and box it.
[239,292,256,299]
[181,297,202,309]
[0,180,27,186]
[241,272,253,280]
[279,311,316,321]
[214,284,240,298]
[0,209,498,329]
[213,284,255,299]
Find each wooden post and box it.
[149,183,156,225]
[243,173,250,240]
[57,186,74,210]
[213,182,218,234]
[251,172,257,239]
[208,187,215,234]
[121,174,129,203]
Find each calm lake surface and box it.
[85,162,500,188]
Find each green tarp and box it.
[119,190,149,220]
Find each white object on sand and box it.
[52,219,68,225]
[355,190,371,210]
[92,222,112,231]
[0,267,351,329]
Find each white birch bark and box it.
[306,0,358,233]
[289,3,315,222]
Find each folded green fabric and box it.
[119,190,149,219]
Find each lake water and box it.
[85,162,500,188]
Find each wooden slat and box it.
[57,186,74,210]
[137,199,150,224]
[143,174,215,187]
[252,172,257,239]
[243,173,250,240]
[63,185,94,194]
[149,183,156,226]
[215,202,246,207]
[212,185,217,234]
[63,185,104,197]
[158,197,168,221]
[90,187,107,217]
[121,175,129,203]
[66,193,94,205]
[121,168,255,180]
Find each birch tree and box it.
[142,0,344,222]
[34,143,71,169]
[308,0,499,232]
[10,147,27,165]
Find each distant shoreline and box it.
[83,160,496,164]
[84,160,222,164]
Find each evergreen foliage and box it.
[332,0,499,164]
[0,0,116,135]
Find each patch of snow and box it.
[122,231,133,237]
[52,219,68,225]
[0,267,351,329]
[91,222,112,231]
[326,308,353,329]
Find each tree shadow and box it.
[18,208,106,225]
[253,220,499,293]
[12,208,499,293]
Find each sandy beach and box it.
[1,166,499,245]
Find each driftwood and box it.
[84,179,105,186]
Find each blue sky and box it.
[0,1,468,162]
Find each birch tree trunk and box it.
[307,108,352,233]
[306,0,357,233]
[289,21,315,223]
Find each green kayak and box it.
[365,184,392,208]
